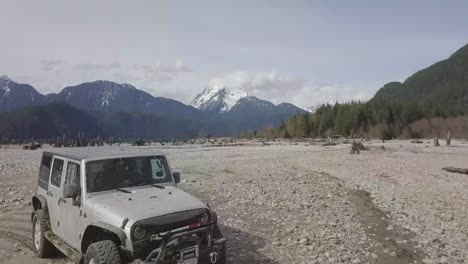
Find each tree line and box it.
[243,101,467,139]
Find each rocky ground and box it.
[0,140,467,263]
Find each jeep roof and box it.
[42,148,165,161]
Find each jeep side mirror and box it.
[73,195,81,207]
[173,172,180,184]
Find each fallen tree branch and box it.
[442,167,468,175]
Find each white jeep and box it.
[31,149,226,264]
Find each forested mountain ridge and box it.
[0,75,44,111]
[371,43,468,114]
[45,81,201,119]
[260,43,468,139]
[0,102,103,139]
[0,78,304,139]
[0,102,201,140]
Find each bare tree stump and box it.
[446,131,451,146]
[434,137,439,147]
[442,167,468,175]
[350,141,361,154]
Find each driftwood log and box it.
[442,167,468,175]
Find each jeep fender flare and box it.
[95,222,127,245]
[32,194,48,210]
[31,195,48,222]
[81,222,128,252]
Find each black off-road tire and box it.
[213,225,227,264]
[32,209,56,258]
[84,240,121,264]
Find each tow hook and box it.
[209,252,218,263]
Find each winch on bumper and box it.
[127,208,226,263]
[130,224,226,264]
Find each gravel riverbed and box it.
[0,140,467,263]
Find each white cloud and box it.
[40,59,65,72]
[70,60,191,82]
[128,60,192,81]
[292,84,374,108]
[207,71,375,109]
[208,71,305,100]
[31,59,375,109]
[74,62,121,71]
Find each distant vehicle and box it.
[31,149,226,264]
[22,142,42,150]
[132,139,146,146]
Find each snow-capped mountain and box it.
[47,80,150,111]
[45,80,199,118]
[0,75,44,111]
[191,85,248,113]
[189,86,307,135]
[0,76,306,137]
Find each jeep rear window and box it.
[38,155,52,190]
[86,156,172,193]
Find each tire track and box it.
[0,217,30,224]
[349,189,426,264]
[12,211,33,216]
[0,225,32,233]
[0,230,33,251]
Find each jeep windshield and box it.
[86,156,172,193]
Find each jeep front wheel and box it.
[32,210,56,258]
[213,225,227,264]
[84,240,121,264]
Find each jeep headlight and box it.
[134,226,146,240]
[199,212,209,225]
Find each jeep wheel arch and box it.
[31,195,48,222]
[32,195,48,211]
[81,223,127,254]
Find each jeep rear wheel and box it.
[84,240,121,264]
[32,209,56,258]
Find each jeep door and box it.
[47,156,65,235]
[59,160,83,250]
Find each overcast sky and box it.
[0,0,467,108]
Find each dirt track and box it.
[1,140,467,263]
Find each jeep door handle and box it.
[58,198,66,206]
[46,191,53,197]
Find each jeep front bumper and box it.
[132,225,226,264]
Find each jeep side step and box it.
[44,230,82,263]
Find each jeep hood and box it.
[85,186,207,226]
